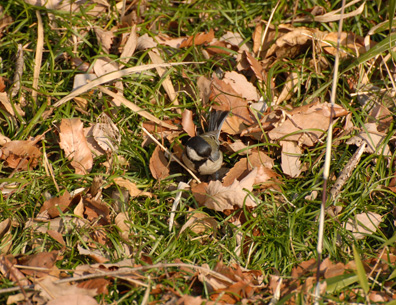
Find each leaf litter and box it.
[0,0,395,304]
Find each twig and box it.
[315,0,346,303]
[327,143,366,216]
[141,126,202,183]
[11,44,24,98]
[55,262,234,285]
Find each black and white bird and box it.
[182,110,229,176]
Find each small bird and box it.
[182,110,229,176]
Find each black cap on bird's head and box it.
[186,136,212,158]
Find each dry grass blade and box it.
[53,62,201,108]
[98,86,178,130]
[315,0,347,303]
[148,50,181,114]
[32,11,44,103]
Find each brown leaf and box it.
[345,212,382,239]
[209,77,255,135]
[0,255,30,286]
[149,146,170,180]
[46,294,99,305]
[182,109,196,137]
[222,71,260,101]
[1,140,41,170]
[40,191,72,218]
[113,177,151,198]
[346,123,391,155]
[205,168,259,211]
[0,92,25,117]
[179,29,214,48]
[83,198,110,225]
[93,27,114,54]
[322,32,366,58]
[179,209,217,236]
[77,278,110,295]
[47,230,66,247]
[280,141,302,178]
[19,251,59,278]
[269,102,348,146]
[223,151,274,186]
[245,51,265,81]
[59,118,93,175]
[115,212,131,241]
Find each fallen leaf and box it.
[93,27,114,54]
[1,140,41,170]
[18,251,59,278]
[346,123,391,155]
[39,191,72,218]
[269,102,348,146]
[345,212,383,239]
[322,32,366,58]
[115,212,131,241]
[280,141,302,178]
[179,209,217,236]
[180,29,214,48]
[149,146,170,180]
[222,71,260,101]
[59,118,93,175]
[205,168,259,211]
[223,151,274,186]
[47,294,99,305]
[182,109,196,137]
[0,92,25,117]
[0,255,30,286]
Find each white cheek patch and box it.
[186,146,205,161]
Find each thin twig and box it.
[315,0,346,303]
[55,262,234,285]
[142,126,202,183]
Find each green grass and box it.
[0,0,396,303]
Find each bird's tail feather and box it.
[208,110,229,138]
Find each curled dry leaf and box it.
[345,212,382,239]
[179,29,214,48]
[92,113,121,153]
[93,27,114,54]
[59,118,93,175]
[18,251,59,278]
[149,146,170,180]
[0,139,41,170]
[205,167,259,211]
[182,109,196,137]
[115,212,131,241]
[39,191,73,218]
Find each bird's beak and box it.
[208,155,215,162]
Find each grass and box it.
[0,0,396,303]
